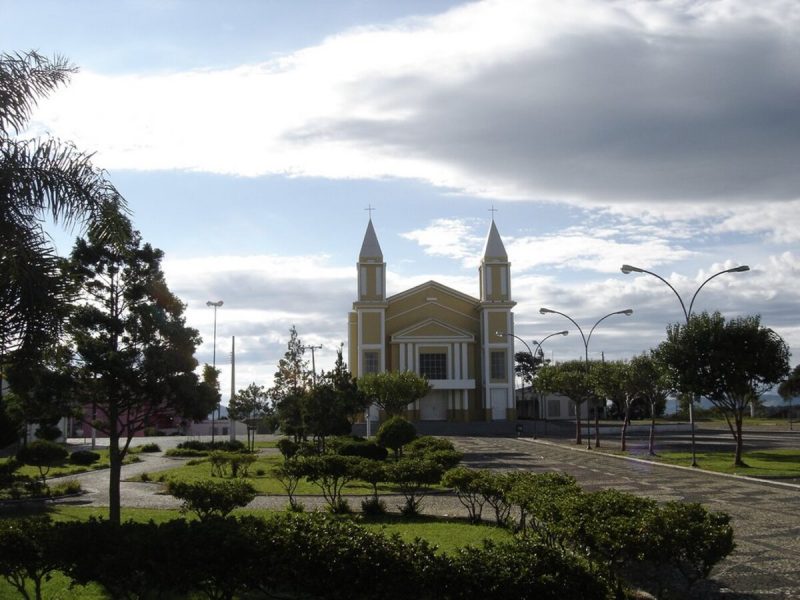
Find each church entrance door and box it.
[420,391,448,421]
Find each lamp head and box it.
[539,307,553,314]
[558,330,569,336]
[729,265,750,273]
[621,309,633,316]
[206,300,224,307]
[620,264,643,274]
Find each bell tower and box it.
[348,217,388,378]
[478,218,516,420]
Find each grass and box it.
[0,448,141,480]
[651,448,800,478]
[138,453,421,495]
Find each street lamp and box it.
[539,307,633,449]
[496,330,568,437]
[206,300,223,442]
[620,263,749,466]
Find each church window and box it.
[364,351,380,374]
[419,353,447,379]
[490,351,506,380]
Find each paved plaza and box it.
[51,434,800,599]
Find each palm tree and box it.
[1,51,128,375]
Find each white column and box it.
[399,343,406,370]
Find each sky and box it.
[3,0,799,402]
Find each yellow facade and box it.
[349,219,516,422]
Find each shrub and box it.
[0,517,62,599]
[138,472,151,482]
[507,472,580,540]
[474,470,516,526]
[34,423,61,441]
[423,448,463,471]
[385,458,443,516]
[376,417,417,459]
[176,440,207,451]
[353,458,387,507]
[361,495,388,515]
[49,480,81,496]
[167,480,256,521]
[16,440,68,485]
[165,448,207,457]
[138,443,161,453]
[69,450,101,466]
[406,435,456,455]
[442,467,485,523]
[302,454,360,512]
[273,458,306,510]
[228,452,256,478]
[208,451,230,477]
[337,440,388,460]
[277,437,299,460]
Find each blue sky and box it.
[4,0,799,401]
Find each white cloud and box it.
[29,0,800,221]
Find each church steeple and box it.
[479,219,511,302]
[357,218,386,302]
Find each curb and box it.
[518,437,800,491]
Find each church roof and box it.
[359,219,383,261]
[482,219,508,261]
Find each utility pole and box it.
[230,336,236,442]
[301,344,322,387]
[206,300,223,442]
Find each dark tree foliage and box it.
[270,325,310,441]
[656,312,790,466]
[67,225,217,524]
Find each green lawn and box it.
[652,449,800,478]
[1,448,140,480]
[138,453,417,495]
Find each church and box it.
[348,218,516,422]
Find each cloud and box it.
[29,0,800,217]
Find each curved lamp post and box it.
[206,300,224,442]
[539,307,634,449]
[620,263,749,466]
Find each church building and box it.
[348,218,516,422]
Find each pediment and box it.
[391,318,475,342]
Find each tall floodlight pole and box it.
[539,307,633,449]
[230,336,236,442]
[206,300,223,442]
[497,330,568,437]
[301,344,323,387]
[621,263,749,467]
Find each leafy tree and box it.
[778,364,800,431]
[590,360,632,450]
[385,458,443,516]
[167,480,256,521]
[304,347,368,451]
[228,382,270,451]
[627,353,671,455]
[375,416,417,459]
[16,440,67,487]
[357,370,431,417]
[535,361,591,444]
[656,312,790,466]
[0,516,62,600]
[270,326,310,441]
[67,225,217,524]
[201,363,221,441]
[1,51,127,396]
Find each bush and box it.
[272,458,306,510]
[138,443,161,453]
[276,437,299,460]
[16,440,68,484]
[167,480,256,521]
[337,440,388,460]
[69,450,101,466]
[228,452,256,477]
[34,423,61,441]
[0,517,63,599]
[49,480,81,496]
[385,458,443,516]
[361,495,388,515]
[442,467,485,523]
[302,454,359,512]
[353,458,387,507]
[166,447,207,457]
[376,417,417,459]
[406,435,456,455]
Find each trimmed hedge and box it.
[69,450,101,466]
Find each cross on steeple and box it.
[365,204,376,219]
[489,204,498,219]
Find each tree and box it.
[376,416,417,459]
[590,360,632,450]
[628,353,671,455]
[67,225,217,524]
[656,312,790,466]
[778,364,800,431]
[228,382,270,451]
[535,361,591,444]
[357,370,431,418]
[270,326,310,441]
[1,51,127,390]
[305,346,369,451]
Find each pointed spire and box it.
[359,219,383,261]
[482,219,507,261]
